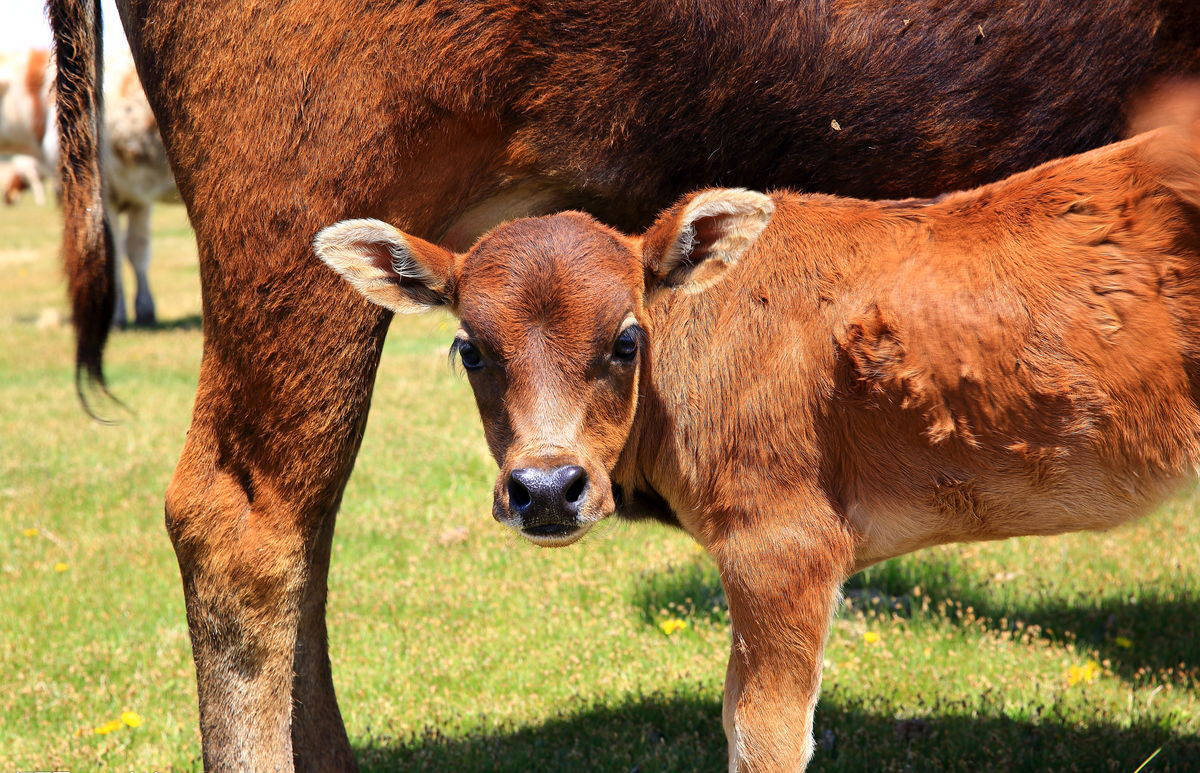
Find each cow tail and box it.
[48,0,117,417]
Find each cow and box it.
[316,123,1200,770]
[103,66,177,327]
[1,154,47,206]
[50,0,1200,769]
[0,49,52,161]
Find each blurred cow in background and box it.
[3,49,174,327]
[103,67,176,327]
[1,154,46,205]
[0,49,52,160]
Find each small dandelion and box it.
[120,711,143,728]
[22,528,38,537]
[659,618,687,636]
[92,719,123,735]
[53,562,68,572]
[1066,660,1101,686]
[863,631,881,644]
[1115,636,1133,649]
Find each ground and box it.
[0,200,1197,771]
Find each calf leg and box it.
[714,514,854,772]
[124,203,156,326]
[165,266,388,771]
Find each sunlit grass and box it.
[0,199,1196,771]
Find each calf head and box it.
[316,189,773,545]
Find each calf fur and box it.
[318,125,1200,771]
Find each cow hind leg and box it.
[125,203,156,326]
[165,264,386,771]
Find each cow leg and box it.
[110,210,128,328]
[165,271,387,771]
[714,516,853,772]
[124,203,156,326]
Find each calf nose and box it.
[507,465,589,528]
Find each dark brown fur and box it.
[50,0,1200,769]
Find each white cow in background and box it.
[0,49,52,160]
[4,48,177,326]
[2,154,47,205]
[103,66,177,327]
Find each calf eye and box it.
[456,340,484,370]
[612,327,641,362]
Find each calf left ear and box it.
[640,189,774,293]
[314,219,458,313]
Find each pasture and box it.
[1,200,1197,771]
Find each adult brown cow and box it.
[318,124,1200,771]
[50,0,1200,770]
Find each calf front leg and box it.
[714,516,854,772]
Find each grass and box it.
[0,199,1197,771]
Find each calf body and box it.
[320,126,1200,770]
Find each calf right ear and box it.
[314,219,458,313]
[640,188,774,294]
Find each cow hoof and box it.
[135,311,157,327]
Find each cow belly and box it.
[845,459,1182,570]
[439,181,567,251]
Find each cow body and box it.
[320,126,1200,770]
[50,0,1200,769]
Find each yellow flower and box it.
[863,631,881,644]
[53,562,68,572]
[22,528,38,537]
[659,618,687,636]
[1114,636,1133,649]
[1066,661,1101,686]
[92,719,123,735]
[120,711,143,728]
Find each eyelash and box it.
[612,325,644,362]
[452,339,484,370]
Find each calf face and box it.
[316,190,773,545]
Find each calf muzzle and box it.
[504,464,589,538]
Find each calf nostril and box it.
[563,468,587,505]
[507,474,532,511]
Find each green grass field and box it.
[1,200,1197,772]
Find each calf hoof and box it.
[134,310,157,327]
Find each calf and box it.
[317,125,1200,771]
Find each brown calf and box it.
[52,0,1200,768]
[318,125,1200,770]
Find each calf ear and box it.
[314,219,458,313]
[640,189,774,293]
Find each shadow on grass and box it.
[126,313,202,332]
[847,558,1200,686]
[631,557,1197,686]
[354,691,1197,772]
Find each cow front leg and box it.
[110,210,128,328]
[124,203,156,326]
[714,517,853,772]
[165,267,386,771]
